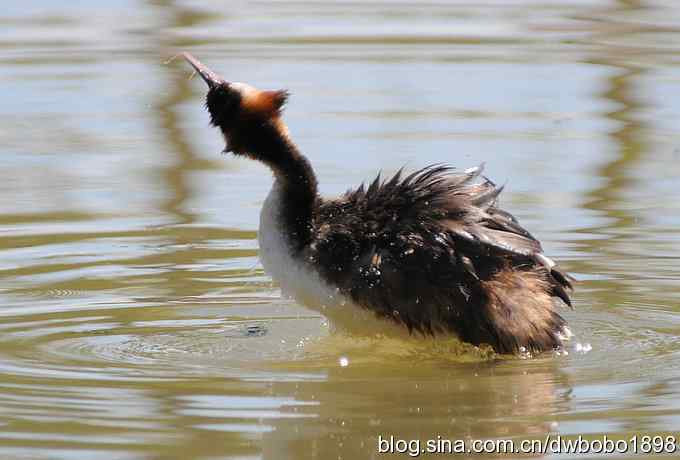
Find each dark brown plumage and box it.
[183,53,574,354]
[309,165,572,352]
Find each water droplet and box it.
[575,342,592,354]
[518,346,533,359]
[339,356,349,367]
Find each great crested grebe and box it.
[182,53,574,354]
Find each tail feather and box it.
[474,268,568,353]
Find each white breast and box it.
[257,182,413,337]
[258,182,346,309]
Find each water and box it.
[2,1,680,459]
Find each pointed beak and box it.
[182,52,225,89]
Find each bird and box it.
[182,52,574,354]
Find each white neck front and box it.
[258,180,340,306]
[257,180,409,336]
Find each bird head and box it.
[183,52,290,158]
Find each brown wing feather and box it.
[308,164,573,353]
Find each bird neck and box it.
[254,120,318,251]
